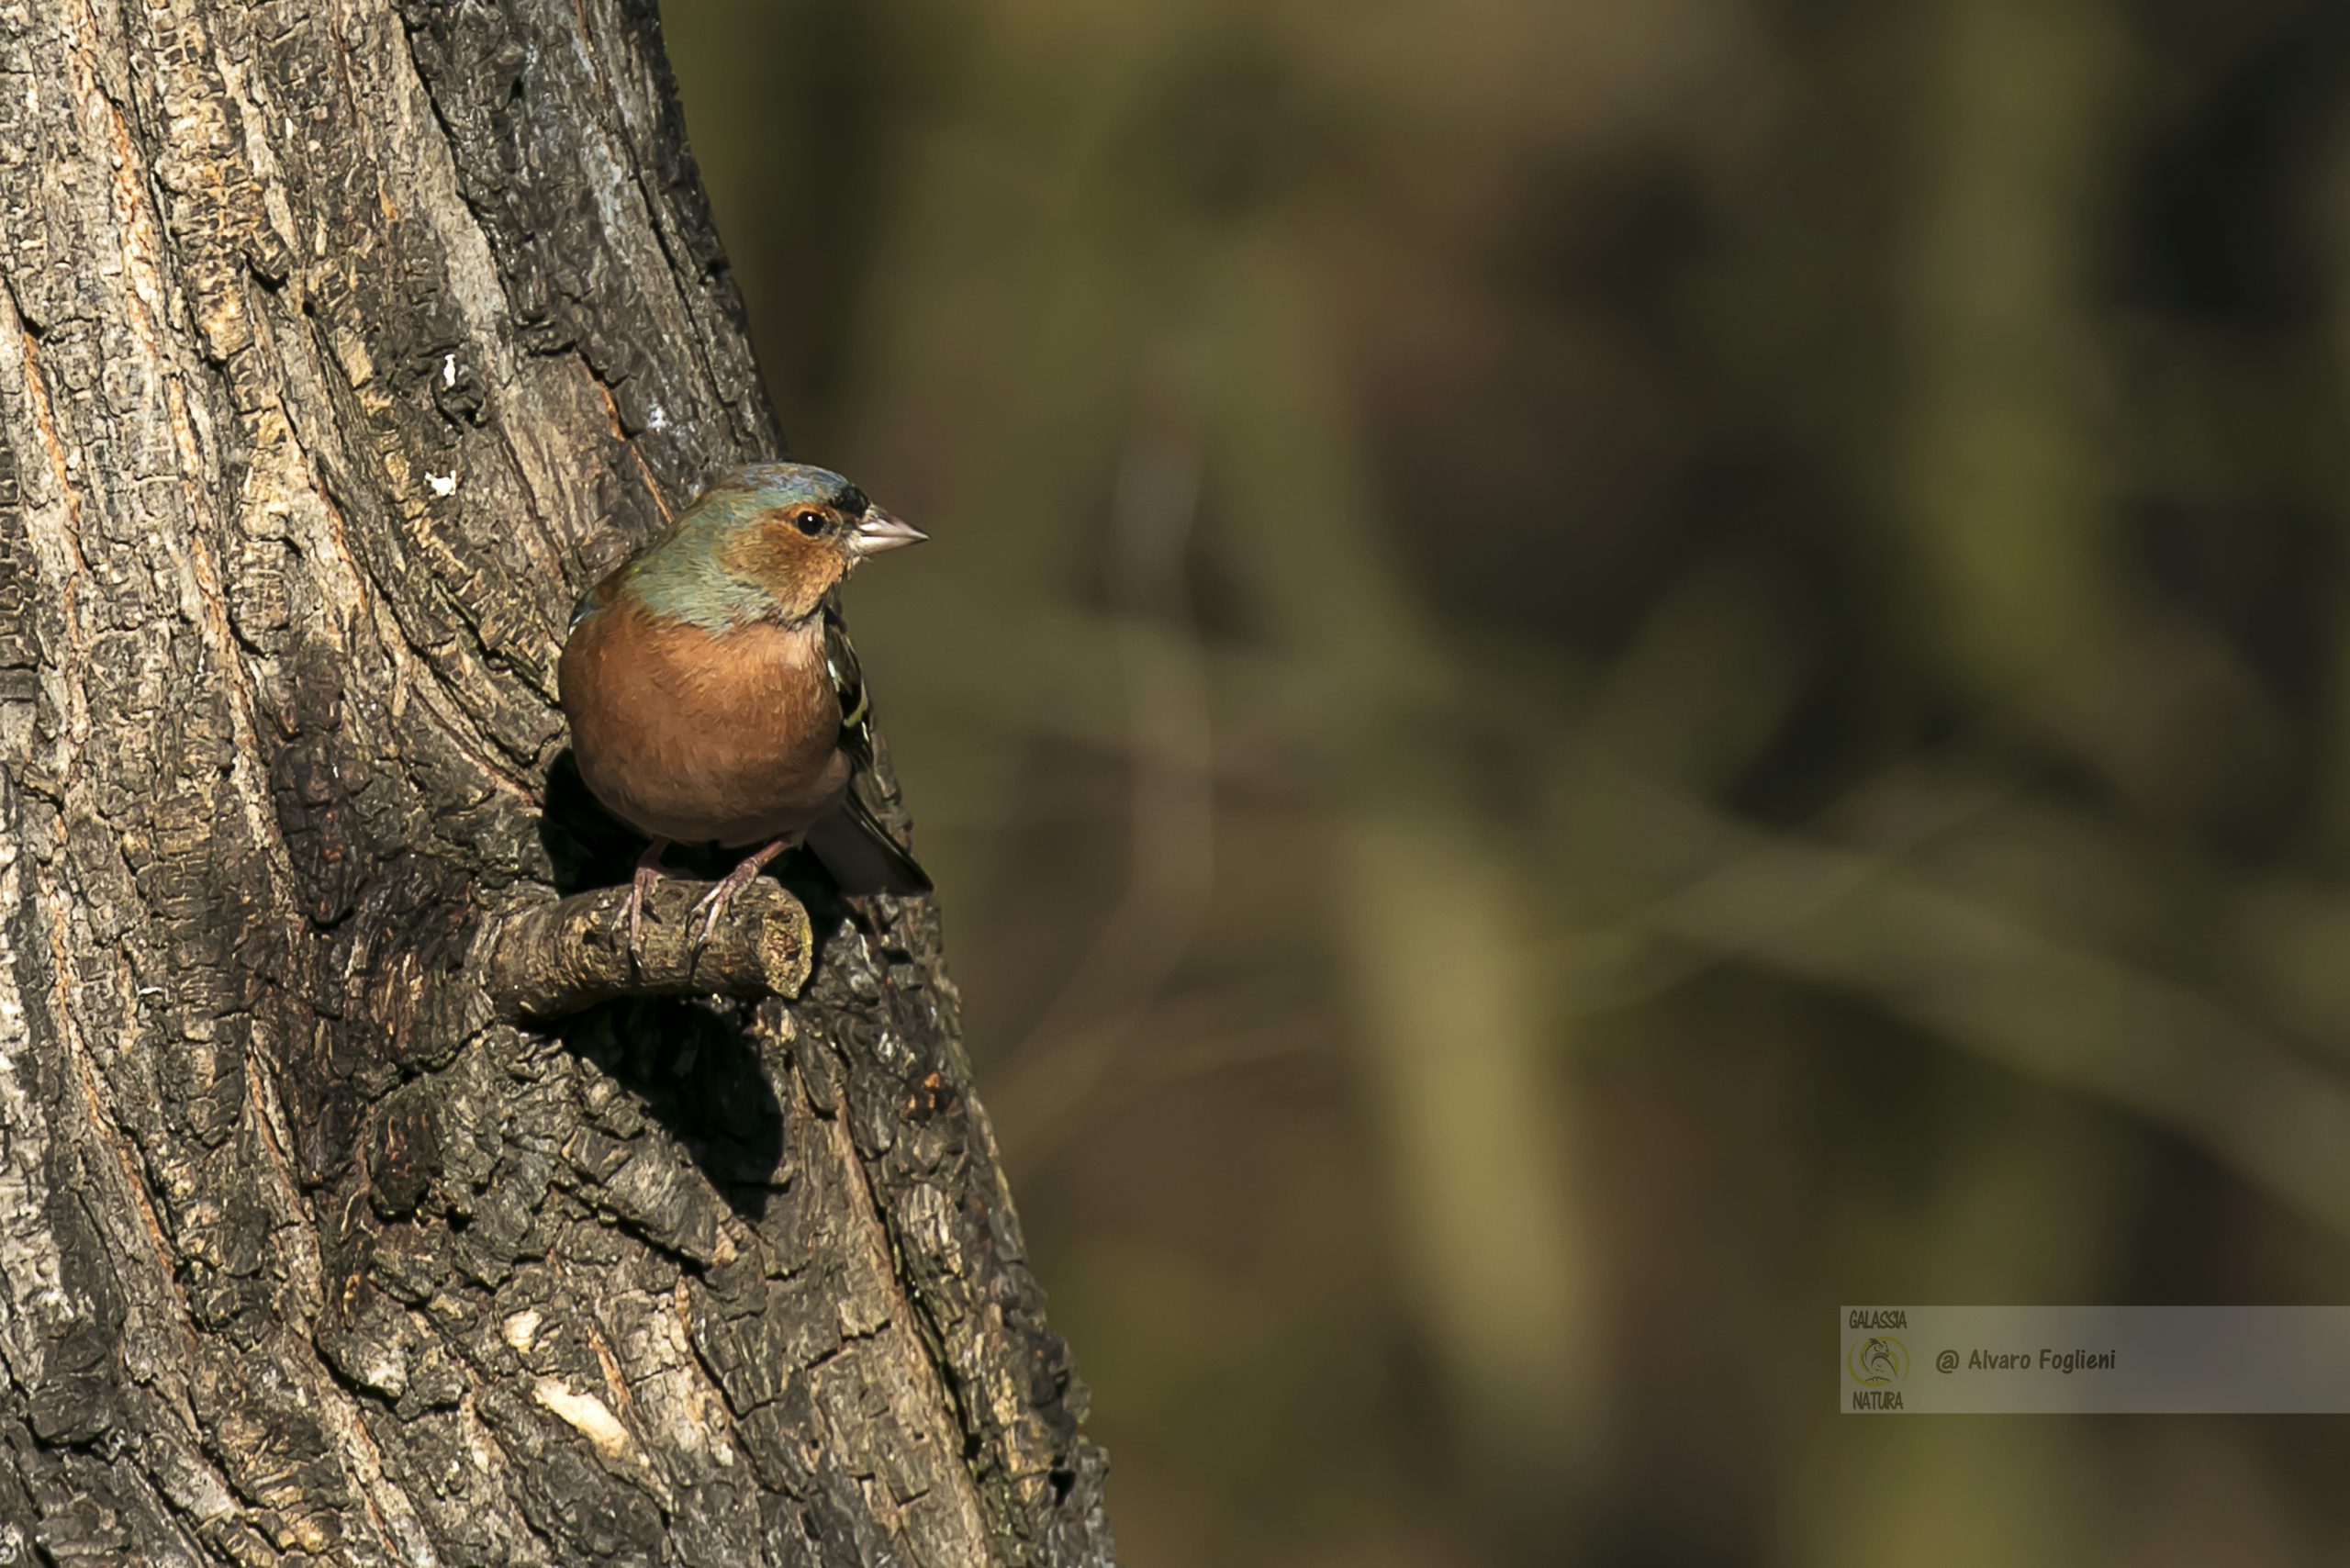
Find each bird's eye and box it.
[792,510,826,536]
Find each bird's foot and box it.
[616,840,672,967]
[688,839,790,956]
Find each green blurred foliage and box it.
[665,0,2350,1561]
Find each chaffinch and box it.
[558,462,933,952]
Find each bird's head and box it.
[699,462,927,622]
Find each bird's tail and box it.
[806,796,933,897]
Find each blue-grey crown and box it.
[709,462,867,517]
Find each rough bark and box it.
[0,1,1113,1563]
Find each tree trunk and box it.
[0,1,1113,1563]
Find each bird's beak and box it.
[849,509,928,557]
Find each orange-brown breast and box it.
[558,600,849,847]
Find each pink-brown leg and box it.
[689,837,790,951]
[620,838,672,961]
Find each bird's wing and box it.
[811,599,933,896]
[821,598,877,767]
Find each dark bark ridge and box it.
[0,1,1111,1564]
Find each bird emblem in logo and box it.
[1849,1336,1908,1386]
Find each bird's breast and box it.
[558,603,848,847]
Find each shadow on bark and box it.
[558,999,789,1222]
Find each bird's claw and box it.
[686,839,789,961]
[616,846,668,969]
[687,869,752,957]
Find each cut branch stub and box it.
[477,879,813,1021]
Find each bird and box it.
[558,461,933,954]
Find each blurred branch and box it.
[1550,752,2350,1244]
[994,402,1217,1142]
[1001,991,1336,1167]
[1670,844,2350,1239]
[1204,240,1599,1495]
[1549,747,2014,1016]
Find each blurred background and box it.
[662,1,2350,1562]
